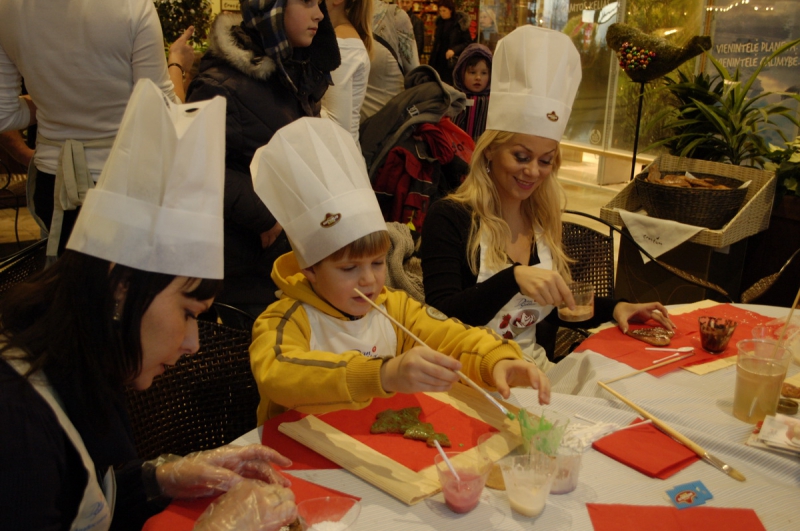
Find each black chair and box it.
[740,247,800,305]
[125,313,261,460]
[0,238,46,295]
[564,210,732,302]
[553,218,616,360]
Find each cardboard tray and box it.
[600,155,776,248]
[278,384,522,505]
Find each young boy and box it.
[248,117,550,423]
[452,43,493,142]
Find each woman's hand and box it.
[445,49,455,59]
[168,26,196,75]
[154,444,292,499]
[380,346,462,394]
[194,480,296,531]
[492,359,550,405]
[513,266,574,308]
[613,302,675,334]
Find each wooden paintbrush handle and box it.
[598,381,706,457]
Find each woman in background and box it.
[322,0,373,142]
[428,0,472,86]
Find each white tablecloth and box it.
[234,304,800,530]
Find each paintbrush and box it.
[353,288,516,421]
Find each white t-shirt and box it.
[321,38,370,143]
[0,0,179,179]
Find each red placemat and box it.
[318,393,498,472]
[141,471,360,531]
[575,304,771,375]
[592,420,699,479]
[587,503,766,531]
[262,410,339,470]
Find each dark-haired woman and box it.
[428,0,472,86]
[0,80,296,531]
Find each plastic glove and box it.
[193,479,297,531]
[151,444,292,499]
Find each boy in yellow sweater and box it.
[248,118,550,423]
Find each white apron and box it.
[34,133,115,260]
[6,358,116,531]
[476,230,555,372]
[305,303,398,359]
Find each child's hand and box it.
[492,359,550,405]
[380,346,462,394]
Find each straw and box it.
[601,352,694,384]
[352,288,516,421]
[774,285,800,354]
[433,439,460,481]
[651,352,682,364]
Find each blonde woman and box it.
[420,26,673,371]
[322,0,373,142]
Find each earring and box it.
[112,300,123,322]
[485,159,492,175]
[112,281,129,322]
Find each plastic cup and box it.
[698,316,738,353]
[518,408,570,456]
[296,497,361,531]
[558,282,595,322]
[549,448,582,494]
[732,339,793,424]
[434,450,492,514]
[498,452,556,517]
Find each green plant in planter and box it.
[644,37,800,167]
[765,138,800,204]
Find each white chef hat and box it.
[250,117,387,269]
[486,25,582,141]
[67,79,226,279]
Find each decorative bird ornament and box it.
[606,23,712,82]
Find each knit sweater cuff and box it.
[346,356,394,403]
[479,343,524,389]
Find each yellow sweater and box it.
[250,252,524,423]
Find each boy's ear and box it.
[301,265,317,284]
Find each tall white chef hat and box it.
[486,25,582,141]
[67,79,226,279]
[250,117,387,269]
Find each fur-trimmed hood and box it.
[208,13,276,80]
[207,10,340,81]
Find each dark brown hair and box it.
[0,250,222,421]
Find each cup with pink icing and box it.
[434,449,492,514]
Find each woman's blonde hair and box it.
[447,130,571,279]
[346,0,373,55]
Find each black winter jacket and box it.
[187,13,338,307]
[429,12,473,86]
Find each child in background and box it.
[452,43,492,142]
[248,117,550,423]
[322,0,373,142]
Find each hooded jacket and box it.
[186,11,340,306]
[452,43,492,141]
[429,11,473,85]
[250,252,524,423]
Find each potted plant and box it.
[644,37,800,167]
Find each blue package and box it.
[666,480,713,509]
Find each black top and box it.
[419,199,618,333]
[0,361,166,531]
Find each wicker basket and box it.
[634,171,748,229]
